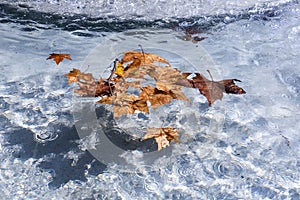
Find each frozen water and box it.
[1,0,293,20]
[1,0,300,199]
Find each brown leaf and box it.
[98,91,149,118]
[220,79,246,94]
[143,128,180,151]
[121,51,170,74]
[65,69,112,97]
[180,27,207,43]
[65,68,81,84]
[47,53,72,65]
[148,65,189,101]
[177,73,246,105]
[122,64,156,79]
[139,86,173,109]
[112,99,149,118]
[121,51,170,65]
[132,99,149,113]
[123,64,189,102]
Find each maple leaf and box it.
[96,79,148,117]
[47,53,72,65]
[112,98,149,118]
[65,69,113,97]
[121,64,190,103]
[176,73,246,105]
[98,92,148,118]
[121,51,170,66]
[138,86,173,109]
[147,65,189,101]
[143,128,180,151]
[120,51,170,77]
[65,68,80,84]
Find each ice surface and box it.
[1,0,293,20]
[0,1,300,199]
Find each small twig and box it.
[107,59,118,95]
[161,119,166,128]
[138,44,144,55]
[138,44,145,61]
[108,59,118,81]
[280,134,291,147]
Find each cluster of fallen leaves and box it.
[48,51,245,151]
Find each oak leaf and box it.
[47,53,72,65]
[143,128,180,151]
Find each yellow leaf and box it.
[115,62,124,77]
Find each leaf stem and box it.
[138,44,145,62]
[206,70,213,81]
[107,59,118,95]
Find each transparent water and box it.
[0,0,300,199]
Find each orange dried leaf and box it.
[65,68,81,84]
[143,128,180,151]
[47,53,72,65]
[121,51,170,66]
[120,51,170,77]
[65,68,113,97]
[149,65,189,101]
[139,86,173,109]
[97,91,149,118]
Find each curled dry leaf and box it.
[176,73,246,105]
[139,86,173,109]
[148,65,189,102]
[121,51,170,67]
[98,92,149,118]
[120,51,171,78]
[65,68,113,97]
[143,128,180,151]
[96,79,148,118]
[47,53,72,65]
[65,68,81,84]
